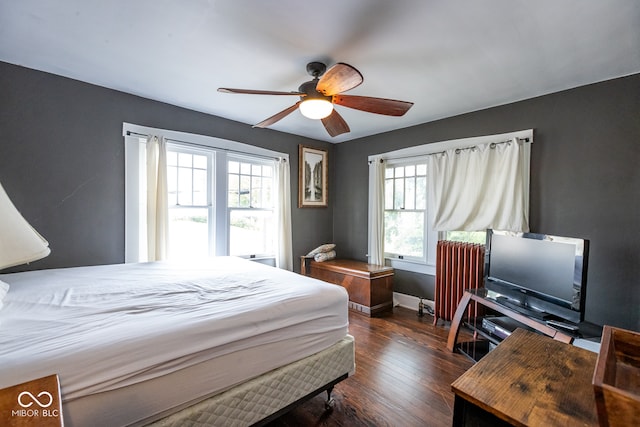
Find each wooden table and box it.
[451,328,598,427]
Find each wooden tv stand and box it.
[447,289,575,353]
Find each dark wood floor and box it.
[267,307,474,427]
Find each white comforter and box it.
[0,257,349,408]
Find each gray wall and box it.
[334,74,640,331]
[0,61,334,272]
[2,61,638,330]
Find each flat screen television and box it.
[484,229,589,324]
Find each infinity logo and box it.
[17,391,53,408]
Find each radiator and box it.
[433,241,485,325]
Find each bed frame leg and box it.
[324,386,336,410]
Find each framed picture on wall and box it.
[298,145,328,208]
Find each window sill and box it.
[386,258,435,276]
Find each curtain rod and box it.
[369,136,531,164]
[125,131,286,162]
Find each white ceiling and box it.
[1,1,639,143]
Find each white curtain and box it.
[275,158,293,270]
[146,135,169,261]
[428,138,530,232]
[368,157,386,265]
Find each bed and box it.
[0,256,355,426]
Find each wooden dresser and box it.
[300,257,394,317]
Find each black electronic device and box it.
[546,319,579,332]
[484,229,589,324]
[481,316,524,340]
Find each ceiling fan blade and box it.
[321,109,350,137]
[218,88,304,96]
[253,101,302,128]
[316,63,363,96]
[333,94,413,116]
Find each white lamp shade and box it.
[299,99,333,119]
[0,182,50,270]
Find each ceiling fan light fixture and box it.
[219,61,411,137]
[299,99,333,120]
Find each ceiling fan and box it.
[218,62,414,137]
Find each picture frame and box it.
[298,145,328,208]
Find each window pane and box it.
[193,154,207,169]
[177,167,193,205]
[263,166,273,177]
[395,166,404,178]
[167,151,178,166]
[405,165,415,177]
[263,179,273,207]
[239,175,251,207]
[251,177,262,207]
[385,167,394,179]
[394,178,404,209]
[446,231,487,244]
[251,164,262,176]
[178,152,192,168]
[228,161,239,174]
[416,164,427,175]
[384,211,424,257]
[240,162,251,175]
[416,176,427,210]
[168,208,209,259]
[229,210,274,256]
[405,177,415,210]
[193,169,207,205]
[228,174,239,207]
[385,179,394,210]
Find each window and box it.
[445,231,487,244]
[166,146,214,259]
[368,129,533,275]
[124,123,290,266]
[227,157,275,257]
[381,162,488,270]
[384,161,428,261]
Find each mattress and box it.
[0,257,349,426]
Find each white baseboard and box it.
[393,292,434,312]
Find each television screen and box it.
[485,230,588,323]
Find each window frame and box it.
[368,129,533,275]
[166,143,215,258]
[123,122,288,264]
[226,154,277,259]
[383,158,430,264]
